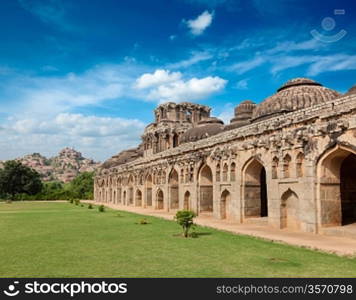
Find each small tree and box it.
[0,160,43,200]
[175,210,196,238]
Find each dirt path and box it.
[84,200,356,257]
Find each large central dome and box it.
[252,78,341,122]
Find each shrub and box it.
[174,210,197,238]
[88,204,93,209]
[139,218,149,225]
[69,198,74,204]
[74,199,80,206]
[98,205,105,212]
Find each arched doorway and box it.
[123,191,127,205]
[145,175,153,207]
[199,165,213,213]
[157,189,164,209]
[281,189,300,230]
[184,191,190,210]
[113,190,116,204]
[243,159,268,218]
[221,190,232,220]
[318,146,356,226]
[136,189,142,207]
[128,175,134,205]
[169,169,179,210]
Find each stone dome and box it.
[252,78,341,122]
[101,148,142,169]
[345,84,356,96]
[225,100,256,130]
[181,117,224,143]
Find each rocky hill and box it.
[0,147,100,183]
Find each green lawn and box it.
[0,201,355,277]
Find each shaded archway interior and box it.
[244,159,268,218]
[199,165,213,212]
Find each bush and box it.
[174,210,197,238]
[98,205,105,212]
[69,198,74,204]
[74,199,80,206]
[88,204,93,209]
[139,218,149,225]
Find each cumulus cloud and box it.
[135,69,227,102]
[2,113,145,161]
[185,11,214,36]
[135,69,182,89]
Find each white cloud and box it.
[167,51,213,69]
[229,56,266,74]
[215,103,234,124]
[267,38,324,54]
[0,63,143,117]
[1,113,145,161]
[148,76,227,103]
[235,79,249,90]
[185,11,214,36]
[307,54,356,76]
[135,69,182,89]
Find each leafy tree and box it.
[174,210,197,238]
[68,172,94,199]
[0,160,43,200]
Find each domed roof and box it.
[225,100,256,131]
[101,148,142,169]
[181,117,224,143]
[252,78,341,121]
[234,100,256,115]
[345,84,356,96]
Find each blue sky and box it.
[0,0,355,161]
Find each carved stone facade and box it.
[95,78,356,234]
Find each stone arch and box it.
[317,145,356,226]
[198,164,213,213]
[145,174,153,207]
[296,152,304,178]
[135,189,142,207]
[169,168,179,209]
[123,190,127,205]
[157,189,164,210]
[184,191,190,210]
[242,158,268,218]
[283,154,292,178]
[272,157,279,179]
[173,133,179,148]
[221,189,232,220]
[230,162,236,181]
[280,189,300,230]
[222,163,228,181]
[216,163,221,182]
[113,190,116,204]
[128,175,134,205]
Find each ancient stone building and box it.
[94,78,356,235]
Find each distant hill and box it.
[0,147,100,183]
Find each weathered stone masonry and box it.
[94,78,356,235]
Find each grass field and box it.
[0,201,356,277]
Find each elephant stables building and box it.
[94,78,356,237]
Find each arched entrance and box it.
[169,169,179,210]
[243,159,268,218]
[145,175,153,207]
[157,189,164,209]
[199,165,213,213]
[318,146,356,226]
[221,190,232,220]
[128,176,134,205]
[123,190,127,205]
[184,191,190,210]
[136,189,142,207]
[281,189,300,230]
[319,146,356,226]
